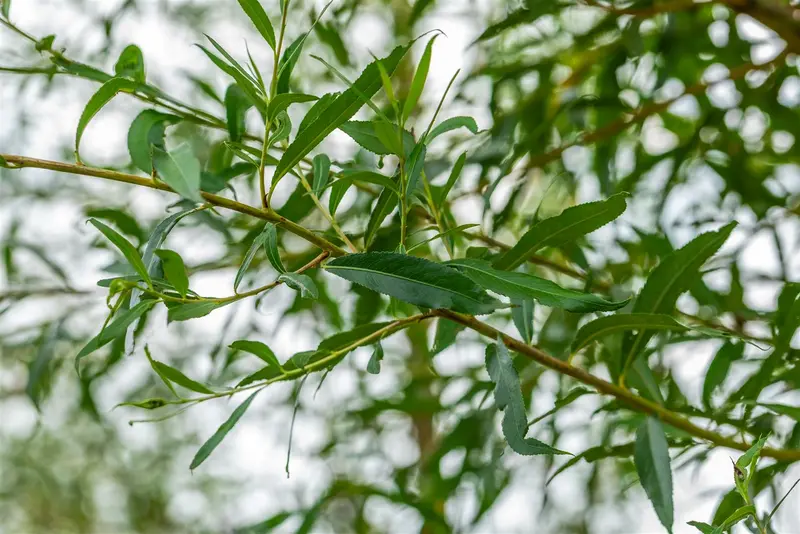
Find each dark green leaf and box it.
[75,78,136,159]
[758,402,800,420]
[236,0,276,50]
[402,35,436,123]
[167,301,228,322]
[339,120,414,155]
[152,143,204,203]
[267,93,317,121]
[364,177,398,248]
[230,340,282,370]
[154,249,189,297]
[263,223,284,273]
[702,342,743,408]
[276,36,305,94]
[635,417,674,532]
[325,253,499,314]
[485,341,568,455]
[147,354,214,395]
[432,318,464,355]
[312,154,331,197]
[436,151,466,208]
[686,521,715,534]
[190,390,260,469]
[89,218,151,287]
[404,142,427,195]
[279,273,318,299]
[366,343,384,374]
[511,298,534,344]
[328,180,350,216]
[335,170,399,195]
[76,301,155,365]
[127,110,181,174]
[571,313,690,354]
[427,116,478,141]
[225,84,253,142]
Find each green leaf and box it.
[236,0,276,50]
[404,142,427,195]
[432,318,464,355]
[436,151,466,208]
[511,298,534,344]
[127,110,181,173]
[190,390,260,470]
[686,521,715,534]
[1,0,10,18]
[447,258,628,312]
[225,84,254,142]
[76,300,155,366]
[702,342,743,408]
[276,36,304,94]
[571,313,690,354]
[736,435,768,470]
[373,122,407,156]
[89,218,151,287]
[167,301,228,322]
[114,44,145,83]
[279,273,318,299]
[147,352,215,395]
[493,193,629,271]
[273,44,409,183]
[268,110,292,145]
[152,143,204,203]
[402,35,436,123]
[622,222,736,372]
[634,417,674,533]
[329,180,350,216]
[325,253,499,314]
[312,154,331,197]
[154,249,189,297]
[230,340,282,370]
[364,178,398,248]
[262,223,285,273]
[366,342,384,374]
[335,170,399,195]
[758,402,800,420]
[234,226,267,292]
[718,505,756,531]
[406,224,479,253]
[339,120,414,155]
[75,78,136,160]
[485,341,569,455]
[267,93,318,121]
[427,116,478,141]
[196,44,265,115]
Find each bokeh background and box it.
[2,0,800,533]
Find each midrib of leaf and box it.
[325,264,485,305]
[455,262,583,301]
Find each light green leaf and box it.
[511,298,534,344]
[448,258,628,312]
[571,314,690,354]
[75,78,136,160]
[325,253,499,314]
[154,249,189,297]
[167,301,228,322]
[273,45,409,184]
[339,120,414,155]
[427,116,478,141]
[634,417,674,533]
[407,224,479,253]
[718,505,755,530]
[373,122,407,156]
[230,340,282,370]
[127,110,181,173]
[147,351,215,395]
[225,84,253,142]
[736,435,768,470]
[190,390,260,470]
[279,272,318,299]
[436,151,466,208]
[114,44,145,83]
[152,143,204,203]
[89,218,151,287]
[402,35,436,123]
[267,93,318,121]
[76,301,155,367]
[493,193,629,271]
[366,342,384,374]
[262,223,285,273]
[485,341,569,455]
[236,0,276,50]
[234,226,267,292]
[312,154,331,197]
[1,0,10,18]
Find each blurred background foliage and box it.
[1,0,800,532]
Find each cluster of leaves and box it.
[3,0,800,531]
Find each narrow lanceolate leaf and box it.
[273,44,409,183]
[571,314,689,354]
[225,84,253,142]
[154,249,189,297]
[127,110,181,173]
[234,228,267,292]
[89,218,151,287]
[364,177,399,247]
[702,342,743,408]
[236,0,276,50]
[436,151,466,208]
[279,273,318,299]
[276,36,304,94]
[75,78,136,159]
[329,180,350,216]
[166,300,228,322]
[196,44,265,115]
[312,154,331,197]
[427,116,478,141]
[339,120,414,155]
[404,143,427,195]
[511,298,534,344]
[325,253,499,314]
[153,143,204,203]
[402,35,436,123]
[335,170,399,195]
[448,258,627,312]
[148,355,215,395]
[263,223,285,273]
[366,342,384,374]
[267,93,317,121]
[76,301,155,367]
[493,193,629,271]
[485,342,569,455]
[230,339,282,371]
[736,434,768,470]
[634,417,674,533]
[190,390,260,470]
[622,222,736,372]
[114,44,145,83]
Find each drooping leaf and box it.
[114,44,145,83]
[75,78,136,160]
[432,318,464,355]
[402,35,436,123]
[230,339,282,371]
[152,143,204,203]
[196,44,265,115]
[447,258,628,312]
[493,193,629,271]
[166,300,228,322]
[76,300,155,367]
[634,417,674,533]
[702,342,743,408]
[279,273,318,299]
[686,521,715,534]
[89,218,151,287]
[427,116,478,141]
[262,223,285,273]
[236,0,276,50]
[127,110,181,173]
[511,298,534,344]
[366,342,384,374]
[267,93,318,121]
[339,120,414,155]
[190,390,260,469]
[234,226,268,292]
[312,154,331,197]
[154,249,189,297]
[571,314,690,354]
[224,84,253,142]
[147,352,215,395]
[273,45,409,183]
[325,253,499,314]
[436,151,466,208]
[485,341,568,455]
